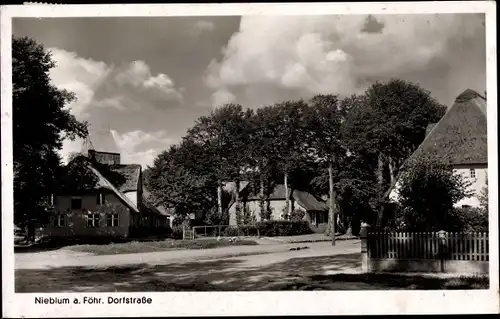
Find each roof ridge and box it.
[455,89,484,103]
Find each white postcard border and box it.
[1,2,498,317]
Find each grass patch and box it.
[68,239,259,255]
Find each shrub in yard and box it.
[223,226,241,237]
[396,157,473,231]
[256,220,312,237]
[221,220,312,237]
[169,226,184,240]
[449,206,489,232]
[289,208,306,222]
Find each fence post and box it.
[360,222,371,273]
[438,230,447,273]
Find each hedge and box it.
[223,220,313,237]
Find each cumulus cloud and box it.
[112,130,177,168]
[50,49,184,166]
[205,14,486,107]
[212,88,236,107]
[50,50,184,116]
[49,48,111,118]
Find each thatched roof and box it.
[110,164,141,192]
[87,163,139,213]
[406,89,487,166]
[383,89,488,200]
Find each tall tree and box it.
[12,36,88,237]
[271,100,310,219]
[248,105,283,219]
[185,104,253,222]
[342,79,446,228]
[147,141,219,223]
[306,95,363,240]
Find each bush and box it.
[449,207,489,232]
[289,208,306,222]
[169,226,184,240]
[222,220,313,237]
[396,158,473,231]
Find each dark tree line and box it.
[146,80,447,234]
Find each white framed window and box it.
[96,193,106,205]
[86,213,100,228]
[106,213,119,227]
[53,214,65,227]
[470,168,476,178]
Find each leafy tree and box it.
[12,36,88,237]
[247,105,282,219]
[396,157,473,231]
[306,94,350,241]
[342,79,446,227]
[267,100,310,219]
[147,140,219,223]
[479,173,488,214]
[185,104,253,222]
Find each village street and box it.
[15,240,361,270]
[16,239,483,292]
[15,240,375,292]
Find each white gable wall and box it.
[228,199,307,226]
[454,166,487,208]
[389,166,487,208]
[123,191,138,208]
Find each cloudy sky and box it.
[13,13,486,168]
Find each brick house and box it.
[38,128,170,240]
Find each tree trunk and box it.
[376,153,385,228]
[388,156,395,185]
[345,215,353,236]
[217,181,223,222]
[284,172,290,220]
[328,162,336,246]
[235,177,242,225]
[259,174,265,220]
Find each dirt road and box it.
[15,240,361,270]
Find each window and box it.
[96,193,106,205]
[106,213,119,227]
[71,197,82,210]
[317,212,329,224]
[86,213,100,228]
[53,214,65,227]
[470,169,476,178]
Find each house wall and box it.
[124,191,138,207]
[229,199,308,226]
[454,166,487,208]
[389,166,487,208]
[39,193,131,238]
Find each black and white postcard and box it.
[1,2,498,317]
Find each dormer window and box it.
[96,192,106,205]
